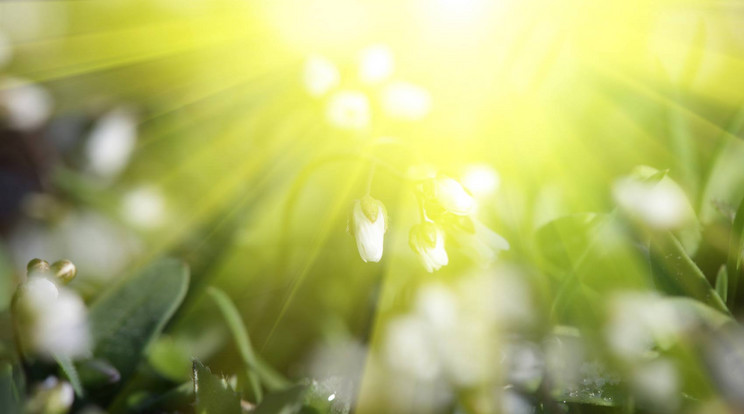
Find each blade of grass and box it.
[207,287,289,400]
[726,196,744,309]
[53,354,84,398]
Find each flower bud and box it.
[51,260,77,284]
[27,258,51,277]
[349,196,387,263]
[409,222,448,272]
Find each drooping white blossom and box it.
[358,44,394,84]
[381,81,431,120]
[349,196,387,262]
[304,55,340,97]
[326,90,370,130]
[434,176,474,216]
[25,376,74,414]
[409,222,448,272]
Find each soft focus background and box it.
[3,0,744,413]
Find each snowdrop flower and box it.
[85,107,137,180]
[348,195,387,262]
[461,164,500,198]
[358,44,394,84]
[409,222,448,272]
[304,55,340,97]
[612,166,694,230]
[122,185,167,229]
[0,77,52,130]
[382,81,431,120]
[434,176,475,216]
[326,90,370,130]
[631,359,679,413]
[14,276,91,359]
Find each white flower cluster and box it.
[348,173,508,272]
[303,44,431,131]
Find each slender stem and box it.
[365,162,376,195]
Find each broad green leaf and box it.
[147,336,192,382]
[54,354,84,398]
[716,265,728,304]
[87,258,189,391]
[649,232,728,314]
[193,360,241,414]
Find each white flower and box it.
[304,55,340,97]
[326,91,370,130]
[0,77,52,130]
[409,222,448,272]
[612,166,694,230]
[349,196,387,263]
[461,164,500,198]
[14,276,91,359]
[384,315,441,381]
[85,107,137,180]
[434,177,474,216]
[381,81,431,120]
[358,44,394,84]
[122,185,166,229]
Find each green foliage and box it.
[85,258,189,397]
[193,360,242,414]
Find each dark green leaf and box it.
[87,258,189,390]
[0,362,22,414]
[193,360,241,414]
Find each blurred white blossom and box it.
[462,164,500,199]
[358,44,394,84]
[15,276,90,359]
[122,186,167,229]
[382,81,431,120]
[304,55,340,97]
[0,77,53,130]
[409,222,448,272]
[85,107,137,179]
[25,376,74,414]
[349,196,387,262]
[613,166,694,230]
[434,176,475,216]
[326,90,370,130]
[631,358,679,412]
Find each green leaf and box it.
[0,362,23,414]
[207,286,289,395]
[193,360,241,414]
[54,354,84,398]
[147,336,192,382]
[535,213,604,273]
[87,258,189,391]
[254,385,307,414]
[716,265,728,304]
[649,232,729,314]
